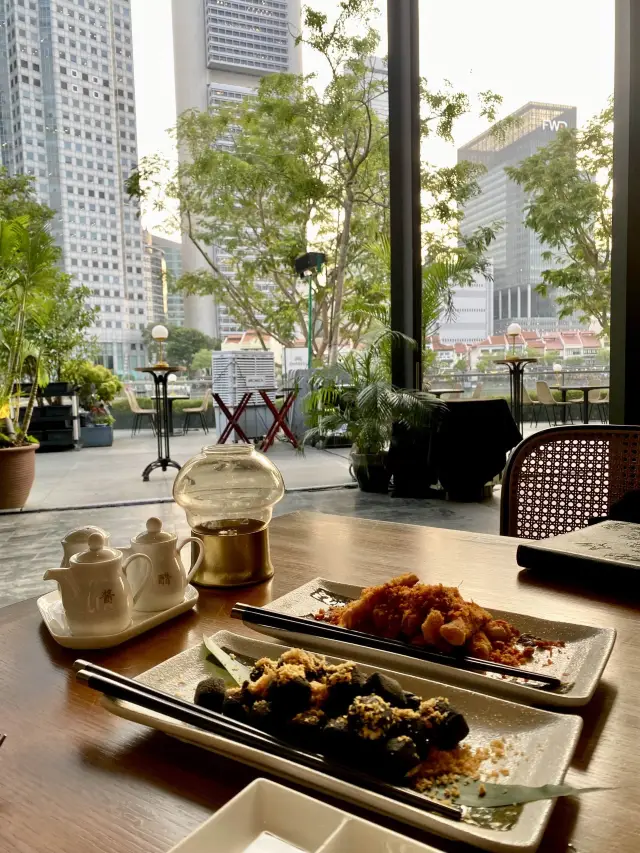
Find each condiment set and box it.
[43,517,203,641]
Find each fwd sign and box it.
[542,119,568,131]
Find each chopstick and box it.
[73,660,462,821]
[230,604,562,691]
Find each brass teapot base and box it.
[190,518,274,587]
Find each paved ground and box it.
[25,430,354,509]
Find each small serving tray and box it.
[37,585,198,649]
[103,629,582,853]
[252,577,616,707]
[169,777,444,853]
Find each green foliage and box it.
[304,328,445,455]
[191,348,214,373]
[129,1,502,365]
[453,357,468,372]
[506,99,612,334]
[63,360,123,410]
[141,324,219,367]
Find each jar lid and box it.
[71,533,120,564]
[61,525,109,544]
[132,517,174,544]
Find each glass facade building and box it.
[458,102,578,334]
[0,0,147,375]
[151,232,184,327]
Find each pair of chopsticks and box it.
[230,604,562,691]
[73,660,462,821]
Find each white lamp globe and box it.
[151,324,169,342]
[506,322,522,337]
[553,362,563,373]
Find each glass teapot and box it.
[173,445,285,586]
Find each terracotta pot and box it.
[0,443,39,509]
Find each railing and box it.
[423,368,610,399]
[116,379,212,400]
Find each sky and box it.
[131,0,615,233]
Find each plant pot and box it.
[81,424,113,447]
[0,442,39,509]
[350,451,390,494]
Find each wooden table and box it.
[1,511,637,853]
[550,384,610,424]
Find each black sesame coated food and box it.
[267,674,312,717]
[364,672,407,708]
[421,698,470,750]
[193,676,226,713]
[249,699,273,729]
[321,715,352,756]
[383,736,422,781]
[403,691,422,710]
[221,693,248,723]
[347,695,393,740]
[390,709,431,759]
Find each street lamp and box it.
[151,324,169,368]
[294,252,326,369]
[506,322,522,357]
[553,362,563,387]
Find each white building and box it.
[0,0,147,374]
[437,268,494,345]
[172,0,302,340]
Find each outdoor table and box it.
[1,510,637,853]
[550,384,610,424]
[151,394,189,435]
[136,366,185,481]
[213,388,298,451]
[495,358,538,432]
[426,388,461,398]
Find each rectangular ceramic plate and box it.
[169,777,444,853]
[102,630,582,853]
[251,577,616,707]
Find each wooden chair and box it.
[183,388,213,435]
[500,424,640,538]
[523,386,544,426]
[536,380,574,425]
[124,387,156,437]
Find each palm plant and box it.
[0,219,61,446]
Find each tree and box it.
[191,348,215,374]
[506,99,612,335]
[129,0,502,365]
[453,357,468,372]
[140,325,219,367]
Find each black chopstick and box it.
[230,604,562,690]
[74,660,462,821]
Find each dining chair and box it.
[535,380,573,425]
[522,386,543,427]
[500,424,640,538]
[125,387,156,437]
[588,388,609,424]
[182,388,213,435]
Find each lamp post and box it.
[553,362,563,387]
[151,324,169,368]
[506,322,522,358]
[294,252,326,369]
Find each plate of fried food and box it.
[242,574,615,707]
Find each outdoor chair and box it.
[183,388,213,435]
[523,386,544,427]
[125,387,156,437]
[500,424,640,539]
[588,388,609,424]
[536,380,574,425]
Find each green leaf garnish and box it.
[456,780,612,808]
[202,636,252,686]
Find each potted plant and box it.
[304,333,444,493]
[0,219,63,508]
[64,361,122,448]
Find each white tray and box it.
[37,585,198,649]
[169,777,444,853]
[103,630,582,853]
[253,577,616,707]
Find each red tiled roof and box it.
[454,342,469,354]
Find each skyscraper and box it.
[172,0,302,340]
[151,232,184,327]
[0,0,148,373]
[458,102,578,334]
[142,229,167,325]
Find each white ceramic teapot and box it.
[43,533,152,636]
[61,525,111,567]
[120,517,204,611]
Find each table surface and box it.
[1,511,637,853]
[550,384,610,392]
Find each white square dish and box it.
[102,630,582,853]
[168,778,444,853]
[252,577,616,706]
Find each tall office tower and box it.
[142,230,167,325]
[367,55,388,121]
[172,0,302,340]
[0,0,147,374]
[151,233,184,327]
[458,102,578,334]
